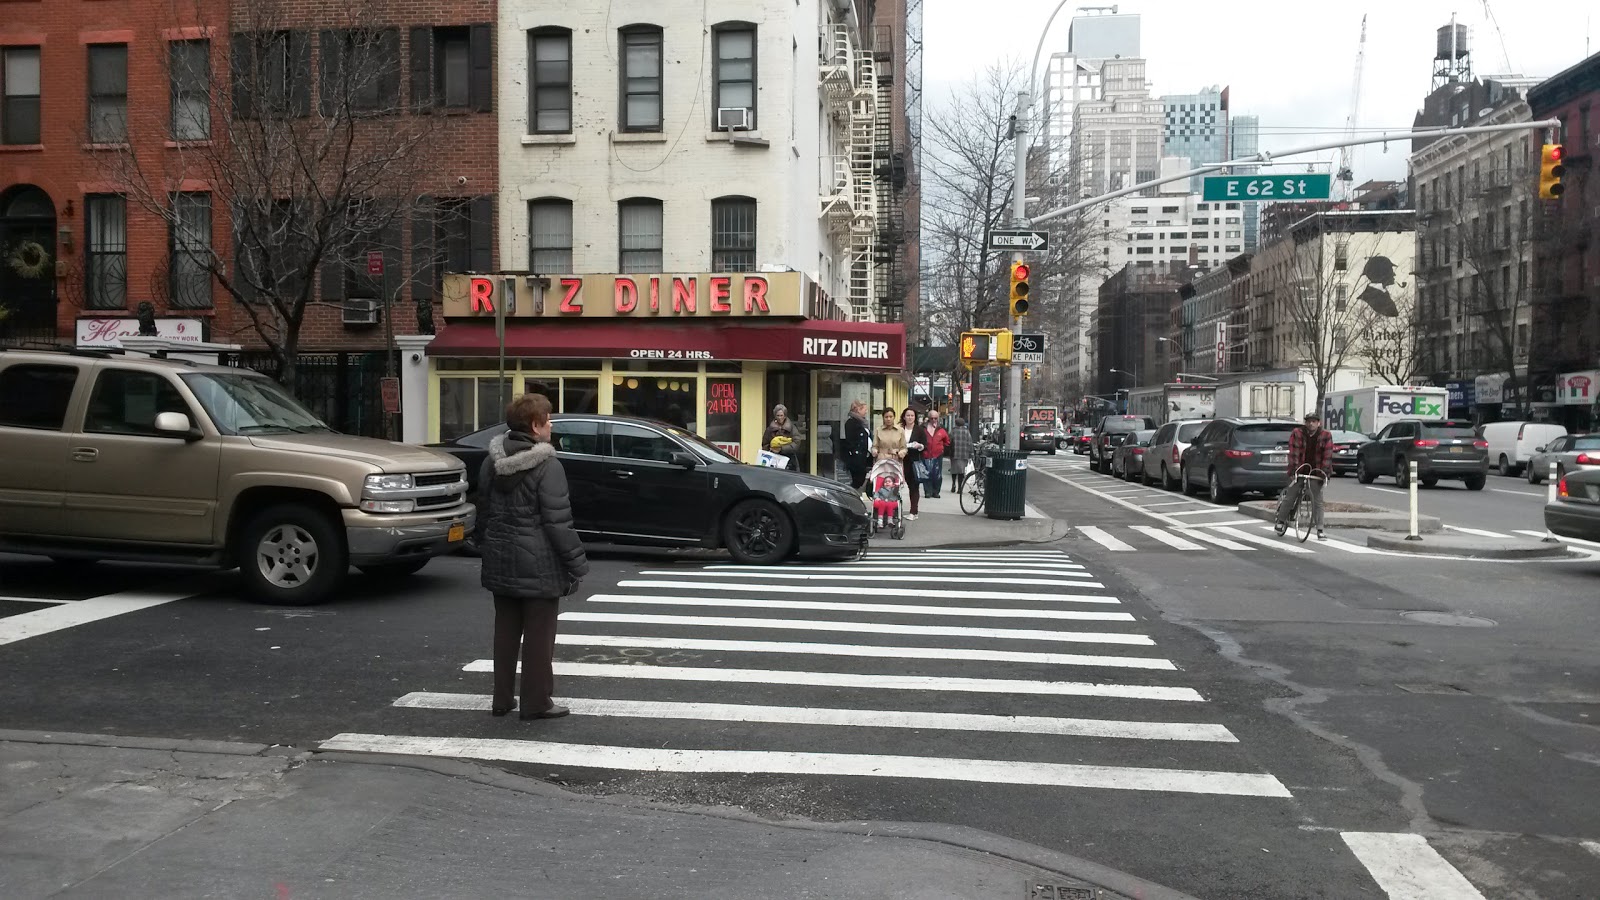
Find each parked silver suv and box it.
[1143,419,1209,489]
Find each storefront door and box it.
[764,368,811,473]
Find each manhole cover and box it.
[1400,611,1497,627]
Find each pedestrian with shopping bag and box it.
[916,410,951,498]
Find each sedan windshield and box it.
[180,372,333,435]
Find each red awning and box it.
[428,320,906,371]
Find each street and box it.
[3,454,1598,899]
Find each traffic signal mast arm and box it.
[1025,119,1562,228]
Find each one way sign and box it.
[988,229,1049,252]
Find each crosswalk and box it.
[320,548,1294,799]
[1069,521,1381,555]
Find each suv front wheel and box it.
[238,504,346,606]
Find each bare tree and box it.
[90,0,463,386]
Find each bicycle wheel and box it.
[1293,482,1313,543]
[960,470,986,516]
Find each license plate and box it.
[448,524,465,542]
[1450,446,1464,454]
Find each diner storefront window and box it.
[612,372,696,429]
[816,370,886,482]
[439,376,513,440]
[705,377,742,457]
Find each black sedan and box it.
[429,415,870,565]
[1546,468,1600,543]
[1328,430,1371,476]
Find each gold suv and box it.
[0,349,474,605]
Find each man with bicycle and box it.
[1275,412,1333,541]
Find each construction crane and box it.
[1336,14,1367,203]
[1480,1,1515,73]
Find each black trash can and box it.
[985,448,1029,520]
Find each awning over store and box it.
[428,319,906,371]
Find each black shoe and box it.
[490,700,516,717]
[520,704,570,720]
[1273,521,1287,536]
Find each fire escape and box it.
[819,23,878,322]
[872,26,907,324]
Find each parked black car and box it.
[1020,423,1058,454]
[1328,430,1371,476]
[1355,419,1488,490]
[1090,415,1156,473]
[1110,429,1157,481]
[428,415,870,564]
[1545,468,1600,543]
[1181,417,1299,504]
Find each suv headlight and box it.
[794,483,864,512]
[365,474,414,492]
[360,499,416,513]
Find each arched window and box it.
[527,27,571,133]
[710,196,755,272]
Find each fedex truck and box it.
[1321,386,1451,436]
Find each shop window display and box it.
[613,374,696,429]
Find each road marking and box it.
[562,612,1153,646]
[737,566,1094,577]
[1339,832,1487,900]
[1077,526,1136,552]
[858,552,1076,562]
[0,595,76,605]
[1175,529,1255,551]
[1165,508,1238,516]
[585,594,1136,622]
[319,734,1292,797]
[1031,467,1187,527]
[1100,489,1146,495]
[1191,519,1266,528]
[0,586,202,647]
[640,570,1100,588]
[1513,529,1600,549]
[616,580,1117,605]
[1140,501,1202,508]
[1445,525,1512,538]
[1209,526,1314,554]
[1488,488,1543,497]
[393,693,1237,742]
[551,634,1173,669]
[845,560,1088,571]
[1130,526,1205,551]
[1582,840,1600,859]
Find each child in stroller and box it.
[869,458,907,539]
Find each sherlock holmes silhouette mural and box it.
[1354,255,1401,317]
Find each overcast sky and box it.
[922,0,1595,184]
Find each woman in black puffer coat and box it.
[478,393,589,720]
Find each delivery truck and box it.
[1164,383,1216,422]
[1214,380,1302,419]
[1321,386,1451,437]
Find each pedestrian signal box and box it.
[959,329,1013,367]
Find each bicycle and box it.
[1277,464,1327,543]
[960,451,989,516]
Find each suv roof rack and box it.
[0,345,124,359]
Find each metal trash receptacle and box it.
[985,448,1029,520]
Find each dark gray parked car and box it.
[1180,417,1299,504]
[1545,467,1600,543]
[1110,429,1156,481]
[1355,419,1488,490]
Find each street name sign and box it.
[988,229,1049,252]
[1012,332,1046,364]
[1202,173,1332,202]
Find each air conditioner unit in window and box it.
[716,107,752,131]
[341,298,379,325]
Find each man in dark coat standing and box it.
[478,393,589,720]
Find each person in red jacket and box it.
[1275,411,1333,540]
[915,410,951,499]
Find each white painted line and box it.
[1582,839,1600,859]
[0,595,76,606]
[0,586,201,647]
[560,612,1154,646]
[1444,525,1512,538]
[585,594,1136,622]
[853,548,1071,556]
[1030,467,1186,528]
[1076,526,1136,552]
[1175,529,1254,551]
[1209,526,1315,554]
[722,565,1094,577]
[1339,832,1486,900]
[857,553,1076,562]
[1363,485,1403,494]
[1140,501,1202,508]
[1130,526,1204,551]
[1489,488,1543,497]
[394,693,1238,742]
[550,634,1174,670]
[1190,519,1264,528]
[1316,536,1385,554]
[1099,489,1146,495]
[616,580,1118,605]
[1514,529,1600,549]
[640,570,1100,588]
[320,734,1292,797]
[1164,508,1238,516]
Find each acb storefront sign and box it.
[440,272,836,320]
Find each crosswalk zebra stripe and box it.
[488,660,1194,696]
[318,734,1292,797]
[719,566,1095,577]
[1129,526,1205,551]
[639,570,1102,588]
[1339,832,1487,900]
[1209,526,1315,554]
[616,580,1118,604]
[718,561,1089,572]
[585,594,1137,622]
[549,634,1174,669]
[1174,529,1255,551]
[560,612,1155,646]
[858,554,1078,564]
[1077,526,1136,552]
[858,549,1071,556]
[392,693,1238,742]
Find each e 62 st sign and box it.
[1202,173,1331,202]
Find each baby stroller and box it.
[869,458,907,540]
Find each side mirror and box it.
[1368,433,1379,441]
[154,411,200,441]
[669,451,699,469]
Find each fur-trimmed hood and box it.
[489,431,555,480]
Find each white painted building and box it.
[495,0,878,320]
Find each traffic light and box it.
[959,332,995,367]
[1539,144,1566,200]
[1022,367,1032,382]
[1009,261,1031,317]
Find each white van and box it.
[1481,421,1568,476]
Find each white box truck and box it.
[1321,386,1450,437]
[1214,381,1301,419]
[1165,383,1216,422]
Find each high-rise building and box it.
[1160,85,1228,191]
[1071,58,1165,199]
[1228,114,1261,249]
[1041,11,1139,158]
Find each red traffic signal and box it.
[1550,145,1564,162]
[1013,263,1030,281]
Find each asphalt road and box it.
[2,458,1598,899]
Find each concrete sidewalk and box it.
[0,730,1191,900]
[869,471,1067,549]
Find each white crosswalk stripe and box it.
[321,549,1292,800]
[1062,523,1364,555]
[1077,525,1137,551]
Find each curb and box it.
[874,517,1070,550]
[1365,532,1569,559]
[1236,500,1442,533]
[0,729,1196,900]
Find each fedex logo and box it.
[1377,394,1443,418]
